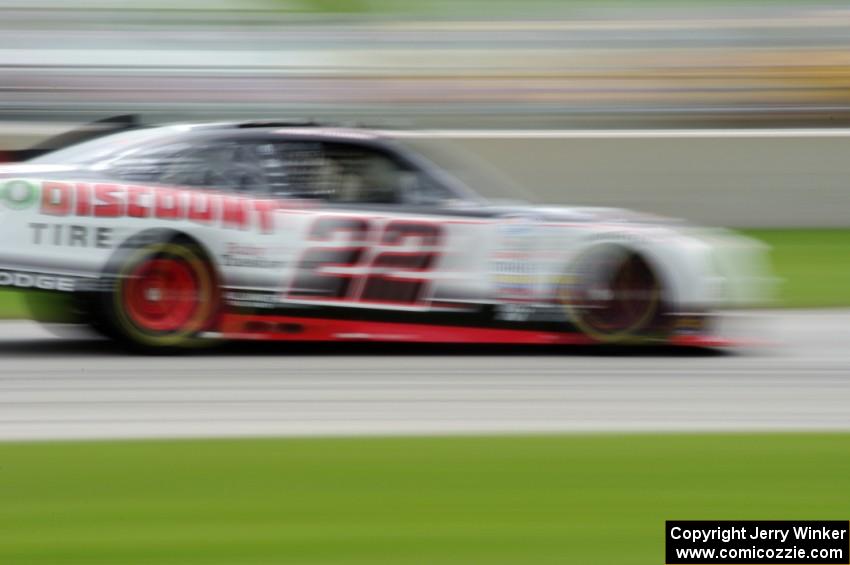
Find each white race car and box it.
[0,118,766,350]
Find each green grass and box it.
[743,229,850,308]
[0,289,28,319]
[1,434,849,564]
[1,229,848,318]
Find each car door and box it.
[265,138,500,320]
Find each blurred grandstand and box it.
[0,0,849,136]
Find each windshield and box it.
[396,137,535,204]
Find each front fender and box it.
[549,226,770,311]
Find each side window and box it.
[161,143,269,193]
[108,142,189,185]
[110,141,272,195]
[108,137,458,204]
[320,144,404,204]
[255,141,335,199]
[237,141,412,203]
[319,143,456,205]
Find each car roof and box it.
[173,121,389,142]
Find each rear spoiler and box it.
[0,114,141,163]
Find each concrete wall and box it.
[443,131,850,228]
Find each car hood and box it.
[480,203,682,226]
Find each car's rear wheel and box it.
[559,246,666,343]
[97,235,220,352]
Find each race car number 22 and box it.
[287,216,443,306]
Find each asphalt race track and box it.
[0,310,848,441]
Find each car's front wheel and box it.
[558,245,668,344]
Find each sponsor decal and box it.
[28,222,113,248]
[585,229,653,245]
[491,216,540,300]
[221,243,286,269]
[494,302,534,322]
[4,179,303,233]
[0,270,75,291]
[225,291,279,309]
[0,179,39,210]
[673,315,708,335]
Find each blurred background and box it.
[4,0,850,129]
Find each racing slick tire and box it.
[93,230,221,353]
[558,244,670,344]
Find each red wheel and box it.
[102,237,219,351]
[123,258,201,333]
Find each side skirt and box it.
[216,313,734,347]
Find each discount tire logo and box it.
[0,178,304,233]
[0,179,39,210]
